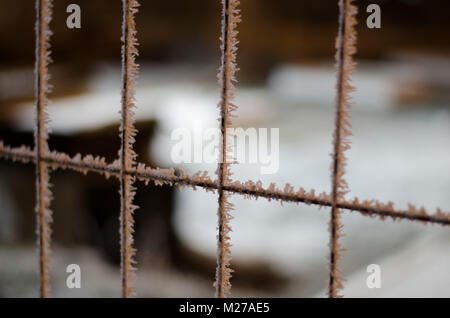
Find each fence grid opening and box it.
[0,0,449,298]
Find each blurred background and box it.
[0,0,449,297]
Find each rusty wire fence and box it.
[0,0,449,298]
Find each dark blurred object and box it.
[1,0,450,77]
[0,120,177,266]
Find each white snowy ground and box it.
[6,61,450,297]
[338,228,450,298]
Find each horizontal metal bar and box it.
[1,141,449,226]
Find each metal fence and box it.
[0,0,449,298]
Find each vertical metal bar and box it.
[329,0,358,298]
[119,0,140,298]
[34,0,53,298]
[215,0,241,298]
[216,0,231,299]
